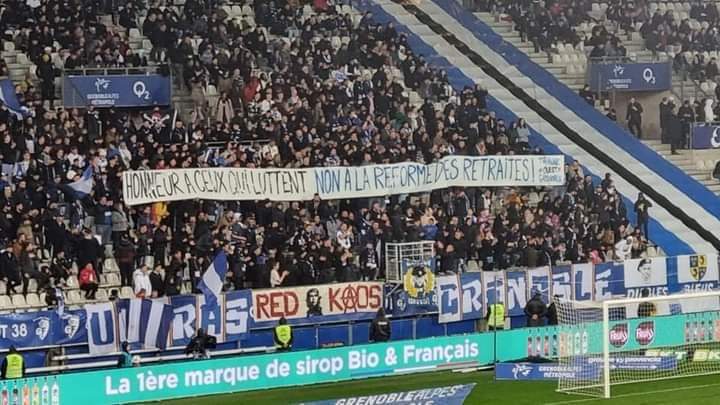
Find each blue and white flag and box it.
[117,298,173,350]
[197,251,228,308]
[0,79,29,119]
[85,302,118,355]
[139,299,173,350]
[67,165,94,199]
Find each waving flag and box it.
[117,298,173,350]
[67,165,94,199]
[0,79,29,119]
[197,251,228,308]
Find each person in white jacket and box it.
[133,266,153,298]
[614,236,633,261]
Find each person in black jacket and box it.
[546,295,559,326]
[185,328,215,359]
[77,228,103,273]
[369,308,391,342]
[525,291,547,327]
[626,97,644,138]
[0,243,20,294]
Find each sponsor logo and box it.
[635,321,655,346]
[512,363,532,379]
[609,323,628,348]
[613,64,625,77]
[692,349,720,362]
[94,78,111,92]
[34,317,50,340]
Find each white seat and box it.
[3,42,14,52]
[67,275,79,289]
[242,5,254,16]
[707,160,717,170]
[66,290,85,305]
[231,5,242,16]
[710,82,718,93]
[96,289,109,302]
[701,82,710,93]
[120,286,134,299]
[129,28,141,39]
[697,160,708,170]
[0,295,12,310]
[16,53,28,65]
[206,84,218,96]
[26,293,41,308]
[27,279,38,293]
[567,64,577,74]
[107,273,121,287]
[221,5,233,16]
[11,294,27,308]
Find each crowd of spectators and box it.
[0,0,651,308]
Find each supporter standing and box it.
[133,265,152,298]
[524,291,547,327]
[115,234,137,287]
[626,97,644,138]
[634,192,652,239]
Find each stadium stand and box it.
[471,0,720,192]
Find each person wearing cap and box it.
[1,346,25,379]
[524,290,547,327]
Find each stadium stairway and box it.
[470,8,720,193]
[353,0,720,256]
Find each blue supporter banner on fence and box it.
[62,74,172,108]
[691,124,720,149]
[587,61,671,92]
[1,254,719,351]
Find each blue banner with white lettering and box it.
[588,61,671,92]
[63,74,172,108]
[496,362,602,380]
[0,309,86,348]
[691,124,720,149]
[505,271,527,317]
[437,273,483,323]
[302,384,476,405]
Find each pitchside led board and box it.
[587,62,671,92]
[2,311,716,404]
[62,74,172,108]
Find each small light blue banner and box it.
[299,383,476,405]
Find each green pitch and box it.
[160,369,720,404]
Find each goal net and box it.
[555,291,720,398]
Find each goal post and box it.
[555,290,720,398]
